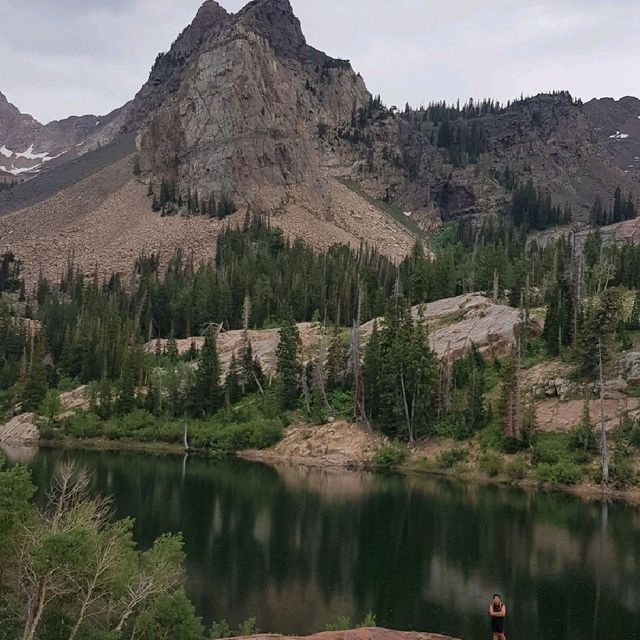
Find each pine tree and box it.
[362,320,382,424]
[225,353,241,406]
[570,395,597,453]
[499,341,525,448]
[166,336,179,363]
[543,278,574,355]
[459,345,488,437]
[613,186,623,224]
[238,330,257,395]
[326,327,347,391]
[21,334,48,411]
[97,369,113,420]
[275,315,302,410]
[116,348,137,415]
[189,327,223,418]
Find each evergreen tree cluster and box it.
[590,187,637,226]
[509,179,572,231]
[0,305,52,413]
[362,299,488,442]
[151,177,236,219]
[0,251,23,293]
[419,98,505,126]
[435,118,487,167]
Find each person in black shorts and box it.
[488,593,506,640]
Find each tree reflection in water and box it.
[18,449,640,640]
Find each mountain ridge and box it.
[1,0,639,285]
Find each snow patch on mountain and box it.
[15,144,50,160]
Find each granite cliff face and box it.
[136,0,369,211]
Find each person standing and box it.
[489,593,506,640]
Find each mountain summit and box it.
[133,0,368,212]
[0,0,638,285]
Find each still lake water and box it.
[5,445,640,640]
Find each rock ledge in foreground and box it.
[228,628,459,640]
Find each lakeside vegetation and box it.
[2,214,640,490]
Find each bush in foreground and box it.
[372,443,408,470]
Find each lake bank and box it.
[12,417,639,504]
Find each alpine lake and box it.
[4,445,640,640]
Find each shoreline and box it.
[239,447,640,505]
[24,433,640,505]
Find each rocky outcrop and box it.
[624,351,640,385]
[241,421,383,469]
[362,293,543,360]
[535,396,640,433]
[0,412,38,445]
[233,630,458,640]
[59,385,91,412]
[146,322,322,377]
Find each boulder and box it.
[598,378,628,398]
[623,351,640,386]
[363,293,543,361]
[59,385,91,411]
[0,412,39,445]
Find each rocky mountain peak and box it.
[235,0,312,60]
[173,0,231,57]
[122,0,231,132]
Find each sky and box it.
[0,0,639,124]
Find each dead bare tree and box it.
[597,334,609,484]
[19,464,111,640]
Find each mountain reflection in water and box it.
[12,448,640,640]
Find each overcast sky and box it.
[1,0,638,124]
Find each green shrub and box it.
[505,454,528,480]
[237,617,259,636]
[359,612,376,628]
[477,419,503,450]
[328,389,352,416]
[568,416,598,455]
[502,436,530,454]
[532,434,568,465]
[209,620,231,639]
[191,419,282,453]
[610,455,637,487]
[436,446,468,469]
[536,462,583,486]
[478,451,504,477]
[325,616,351,631]
[629,419,640,449]
[59,412,104,439]
[372,443,408,470]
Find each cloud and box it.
[0,0,638,123]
